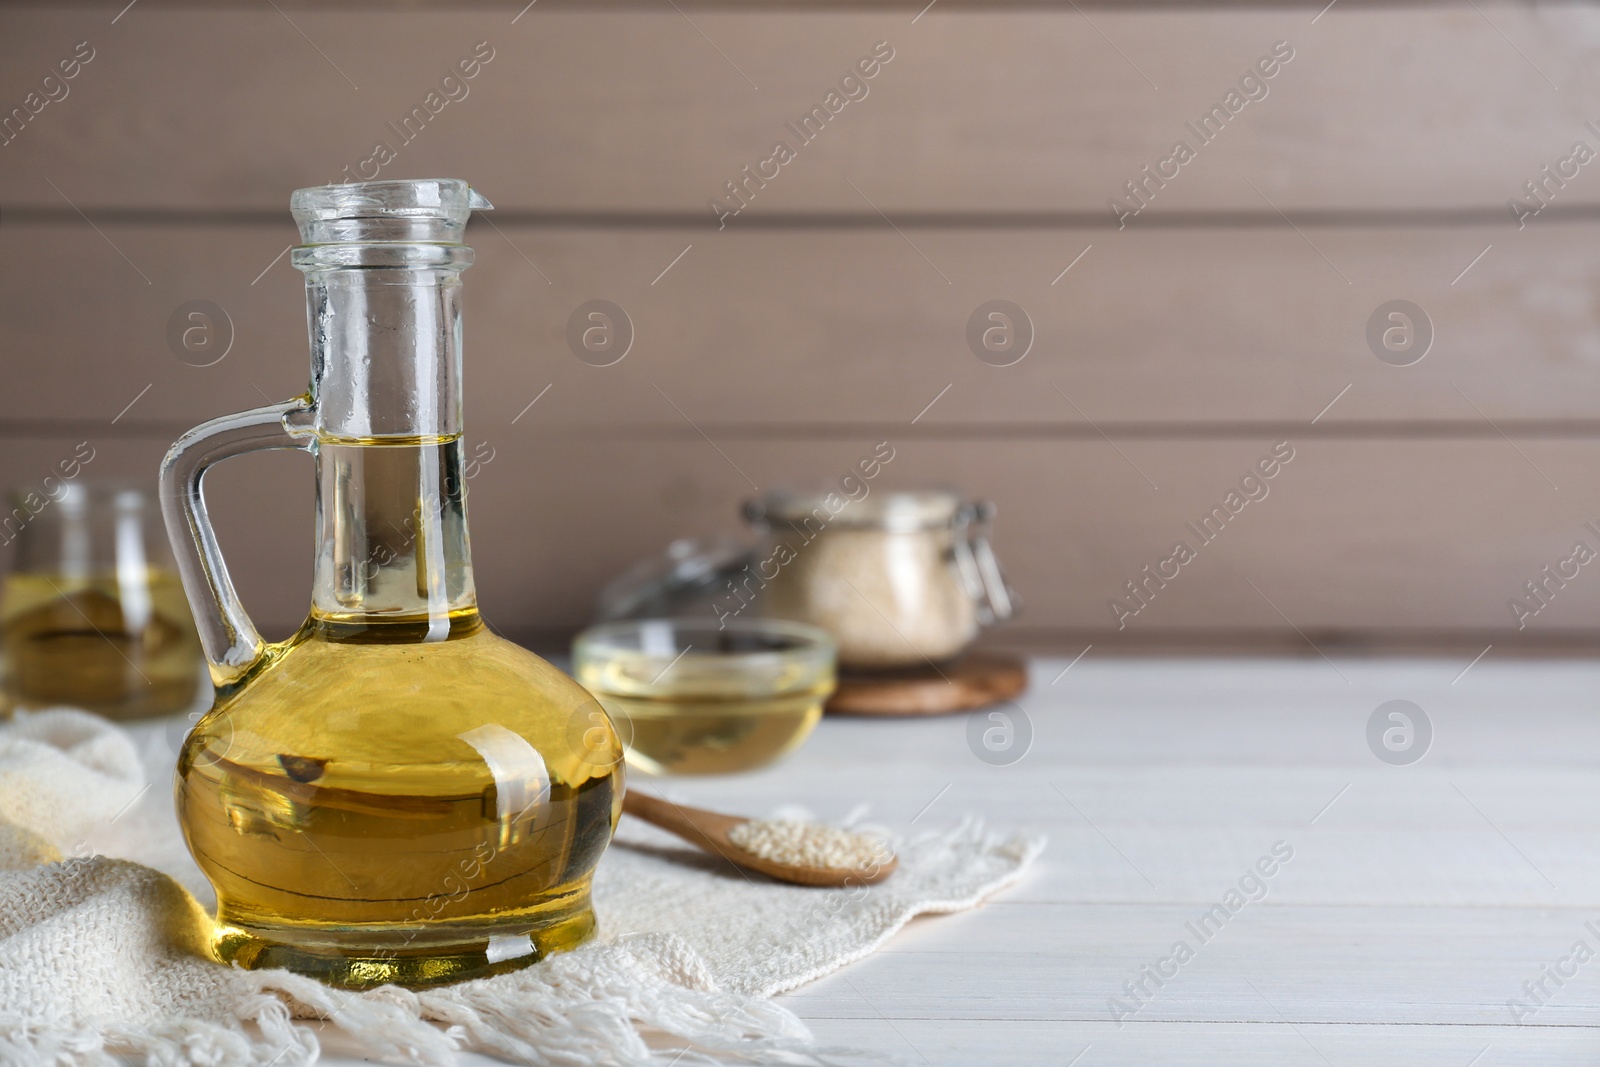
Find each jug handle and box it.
[159,396,317,688]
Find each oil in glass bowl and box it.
[1,484,202,719]
[573,618,836,775]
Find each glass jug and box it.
[160,179,623,989]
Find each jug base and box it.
[210,906,598,990]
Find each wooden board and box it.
[1,6,1598,213]
[10,433,1600,646]
[826,650,1029,715]
[5,220,1600,428]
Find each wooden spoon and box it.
[622,790,899,887]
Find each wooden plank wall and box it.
[3,1,1600,653]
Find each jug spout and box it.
[291,178,492,245]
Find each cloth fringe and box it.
[0,924,893,1067]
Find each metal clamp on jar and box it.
[743,490,1015,671]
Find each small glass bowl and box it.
[572,618,836,776]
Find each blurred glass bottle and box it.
[1,483,203,718]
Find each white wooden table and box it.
[324,655,1600,1066]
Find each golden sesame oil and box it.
[573,618,834,776]
[592,691,824,776]
[1,569,201,718]
[173,440,623,989]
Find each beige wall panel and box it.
[3,220,1597,428]
[4,434,1596,644]
[0,6,1596,213]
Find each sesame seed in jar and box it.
[727,819,891,871]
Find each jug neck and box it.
[289,182,488,638]
[310,435,479,637]
[290,180,489,441]
[297,249,469,441]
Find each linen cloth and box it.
[0,709,1043,1066]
